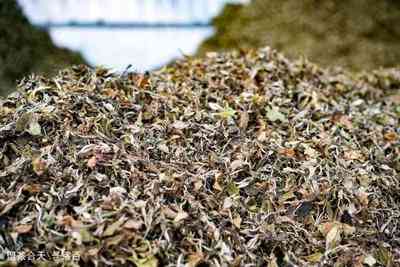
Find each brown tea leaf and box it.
[15,224,32,234]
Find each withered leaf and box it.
[103,216,126,237]
[15,224,32,234]
[266,106,287,122]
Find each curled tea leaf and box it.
[266,106,287,122]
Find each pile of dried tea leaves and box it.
[0,47,399,266]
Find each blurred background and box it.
[19,0,248,71]
[1,0,400,96]
[0,0,247,96]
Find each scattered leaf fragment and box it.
[123,220,143,230]
[279,148,296,158]
[325,224,341,249]
[363,254,377,266]
[384,131,397,142]
[158,143,170,153]
[232,215,242,229]
[103,216,126,237]
[239,111,249,130]
[187,253,204,267]
[132,255,158,267]
[266,106,287,122]
[87,155,97,169]
[231,159,245,170]
[304,252,323,263]
[174,211,189,223]
[15,224,32,234]
[216,106,236,119]
[226,182,240,196]
[32,157,47,176]
[28,120,42,136]
[344,149,363,160]
[172,120,187,130]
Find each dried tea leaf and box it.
[239,111,249,130]
[325,224,341,249]
[344,149,363,160]
[384,131,397,142]
[23,184,42,193]
[338,115,353,129]
[304,146,319,159]
[15,112,33,132]
[15,224,32,234]
[213,172,223,192]
[32,157,47,176]
[319,222,334,236]
[158,143,170,154]
[356,189,369,206]
[216,106,236,119]
[57,215,81,229]
[187,253,204,267]
[172,120,187,130]
[375,246,393,266]
[132,255,158,267]
[267,255,279,267]
[231,159,245,170]
[226,182,240,196]
[232,215,242,229]
[162,207,177,219]
[123,220,143,230]
[279,148,296,158]
[363,254,377,267]
[304,252,323,263]
[209,102,223,111]
[174,211,189,223]
[79,228,95,243]
[223,197,233,210]
[105,234,124,247]
[342,224,356,236]
[266,106,286,122]
[28,120,42,136]
[103,216,126,237]
[87,156,97,169]
[16,112,42,135]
